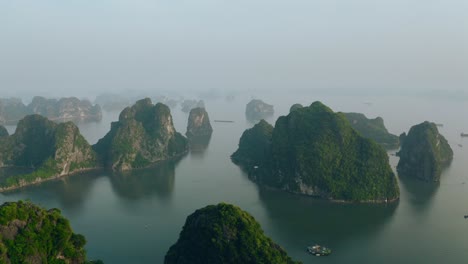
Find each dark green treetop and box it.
[165,203,300,264]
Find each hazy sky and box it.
[1,0,467,98]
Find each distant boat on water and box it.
[461,133,468,137]
[214,120,234,123]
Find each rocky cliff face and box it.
[28,96,102,122]
[186,107,213,138]
[397,121,453,181]
[233,102,399,202]
[0,115,99,191]
[165,203,300,264]
[344,112,399,149]
[245,99,274,121]
[93,98,188,171]
[0,201,95,264]
[0,126,8,137]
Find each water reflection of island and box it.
[1,169,105,214]
[52,171,104,210]
[109,159,181,201]
[188,135,212,159]
[398,175,440,213]
[257,187,397,250]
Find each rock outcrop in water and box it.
[95,93,133,112]
[232,102,399,202]
[181,100,205,113]
[397,121,453,181]
[0,126,8,137]
[186,107,213,138]
[28,96,102,122]
[0,115,99,191]
[344,112,399,149]
[93,98,188,171]
[0,97,102,125]
[0,201,101,264]
[245,99,274,121]
[165,203,300,264]
[0,98,30,125]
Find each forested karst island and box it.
[245,99,274,121]
[0,99,191,191]
[397,121,453,181]
[233,101,399,202]
[343,112,399,149]
[0,115,99,191]
[181,99,205,113]
[165,203,300,264]
[0,201,101,264]
[0,98,30,125]
[93,98,188,171]
[28,96,102,122]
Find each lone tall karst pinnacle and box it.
[186,107,213,138]
[397,121,453,181]
[93,98,188,171]
[232,101,399,202]
[165,203,300,264]
[0,115,98,191]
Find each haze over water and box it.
[1,0,467,98]
[1,93,467,263]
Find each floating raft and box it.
[307,245,332,257]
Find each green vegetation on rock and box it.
[289,104,303,113]
[0,201,92,263]
[0,115,99,190]
[165,203,300,264]
[231,120,273,175]
[93,98,188,171]
[233,102,399,202]
[344,112,399,149]
[397,121,453,181]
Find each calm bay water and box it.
[1,94,467,263]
